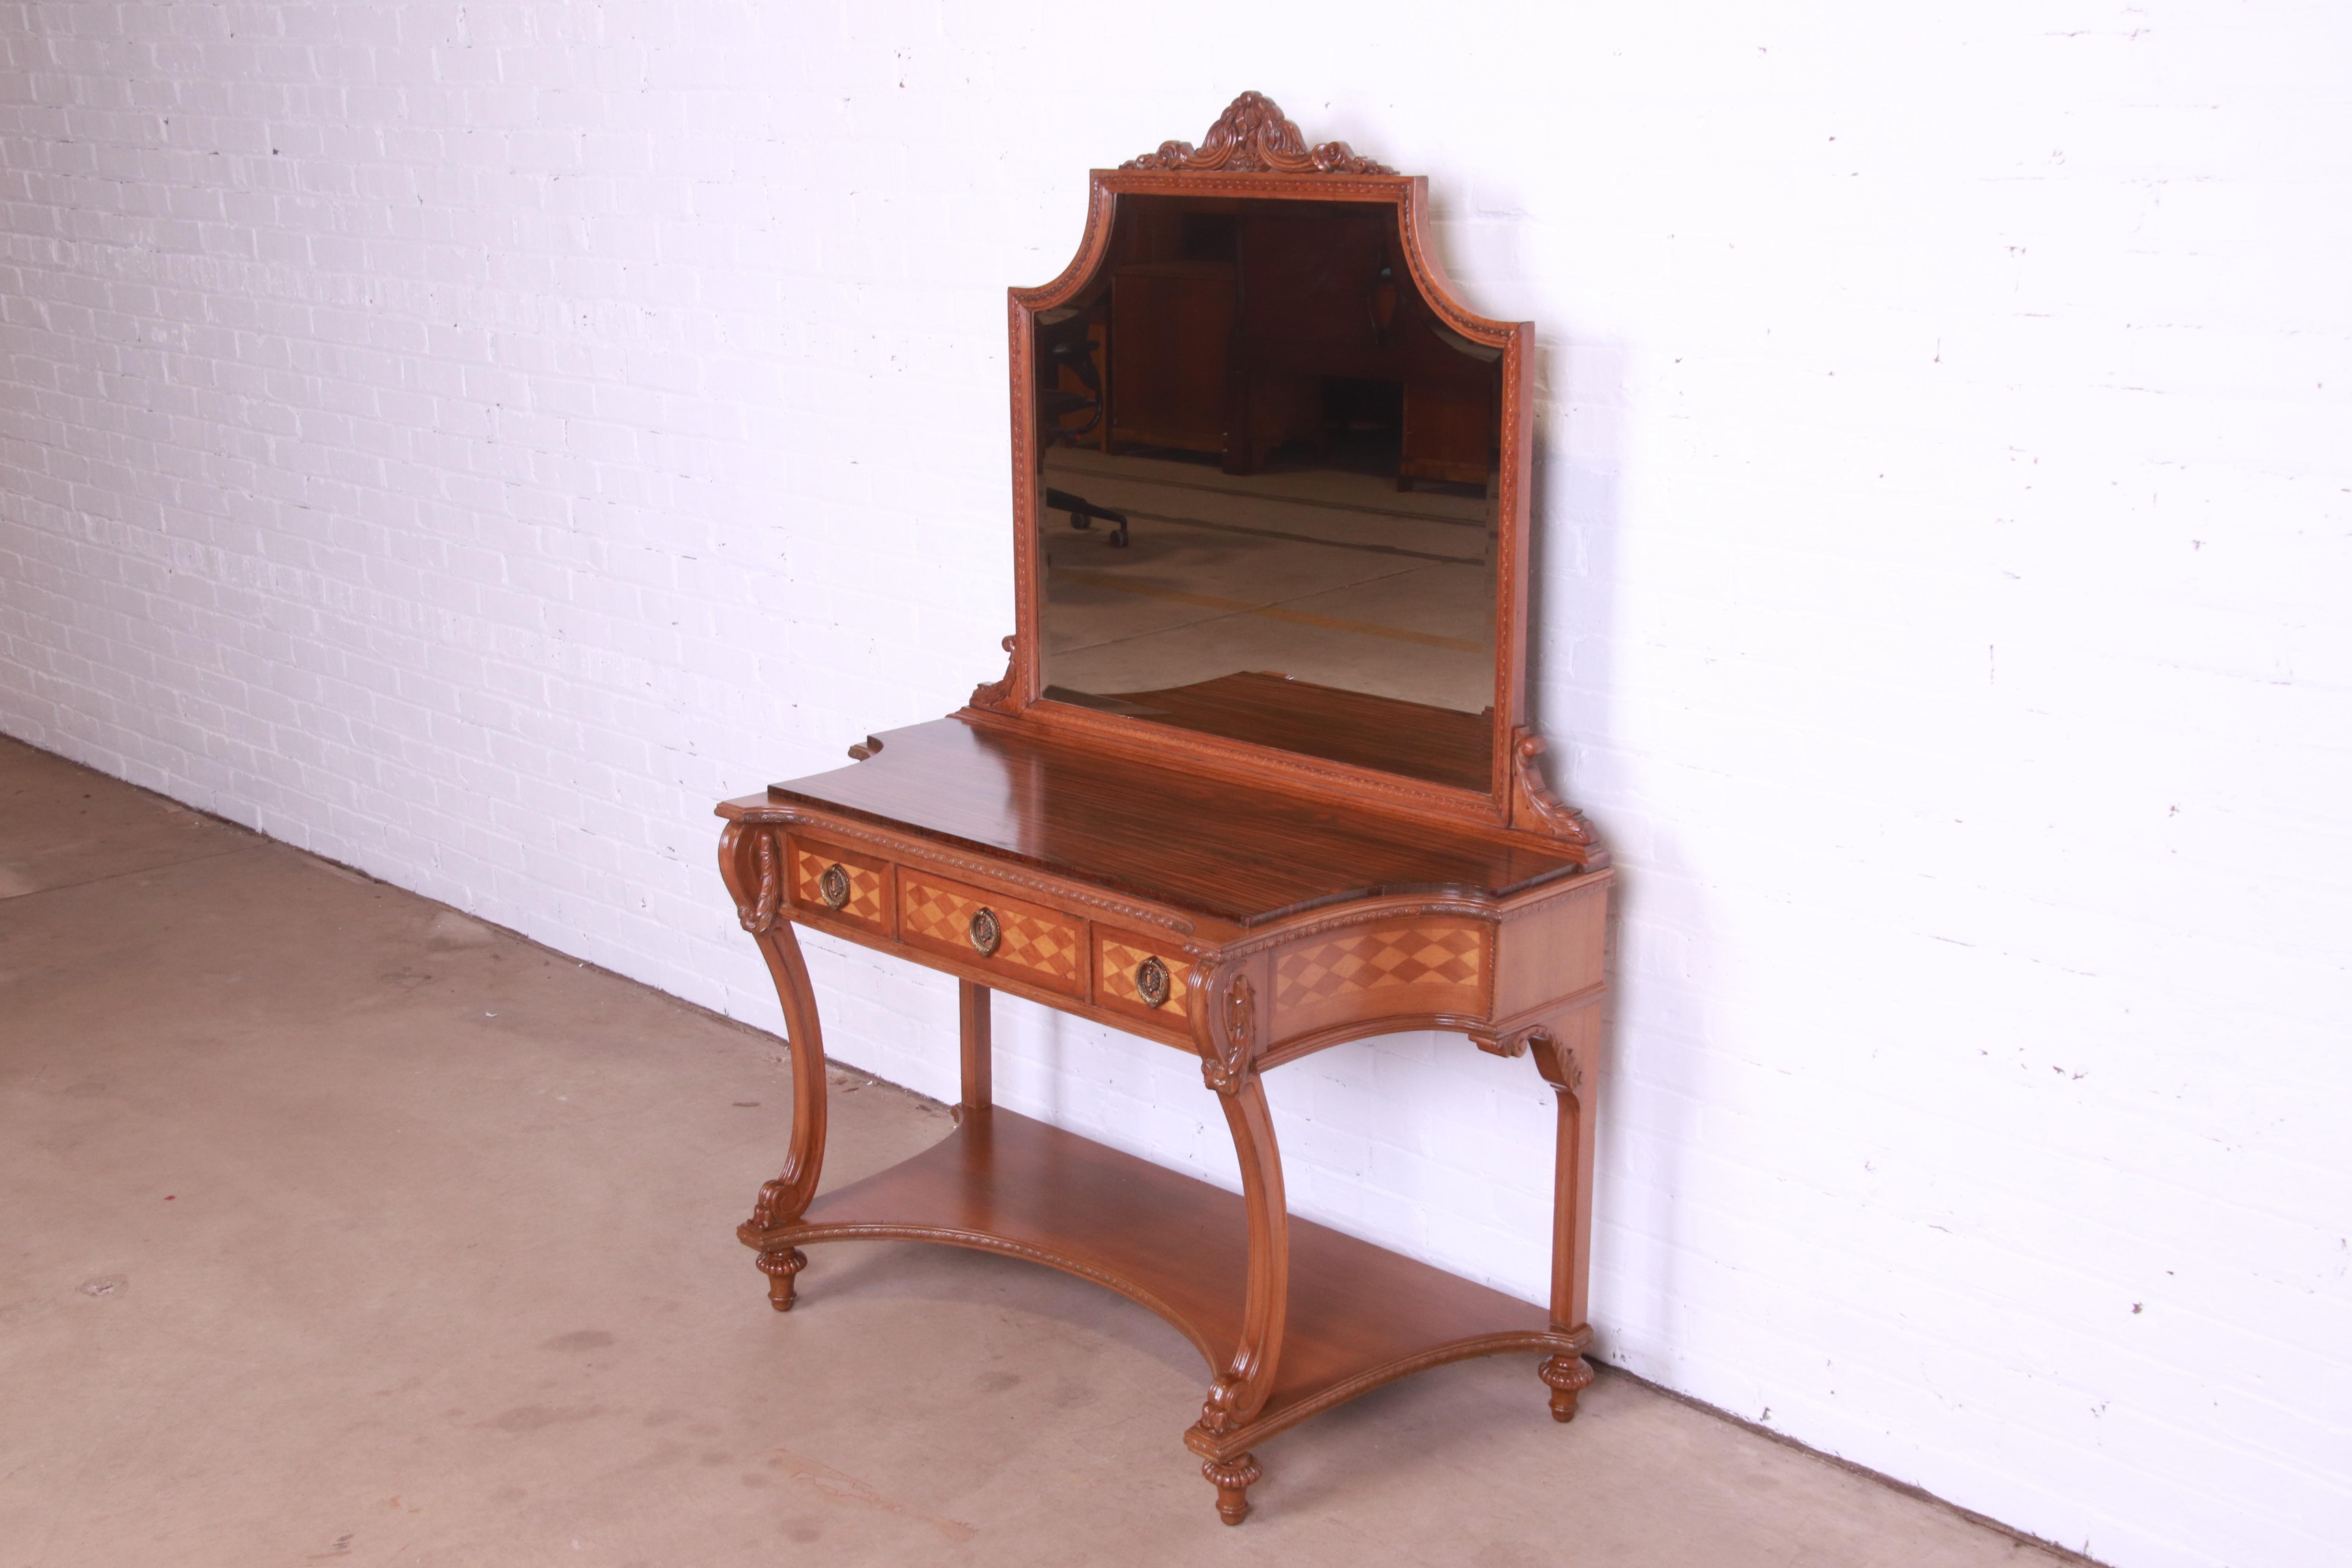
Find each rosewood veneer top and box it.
[730,715,1588,928]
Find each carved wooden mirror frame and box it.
[968,93,1602,867]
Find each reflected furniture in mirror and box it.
[717,93,1612,1524]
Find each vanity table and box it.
[717,93,1612,1525]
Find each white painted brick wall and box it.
[3,4,2347,1563]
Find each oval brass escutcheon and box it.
[1134,955,1171,1009]
[817,863,851,909]
[968,907,1001,957]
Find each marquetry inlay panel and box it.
[1270,919,1490,1042]
[1095,929,1192,1029]
[787,836,892,936]
[899,871,1086,995]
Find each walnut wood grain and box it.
[1082,672,1492,795]
[745,716,1590,928]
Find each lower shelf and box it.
[766,1106,1573,1446]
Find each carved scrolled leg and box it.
[721,824,833,1307]
[1540,1352,1595,1422]
[1183,959,1288,1520]
[1202,1452,1262,1526]
[757,1247,808,1312]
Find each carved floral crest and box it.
[1122,91,1395,176]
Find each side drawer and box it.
[897,867,1087,998]
[1094,928,1193,1033]
[786,833,894,938]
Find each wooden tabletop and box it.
[737,715,1588,928]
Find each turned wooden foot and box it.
[1540,1352,1595,1422]
[756,1247,807,1311]
[1202,1452,1261,1525]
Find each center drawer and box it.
[895,867,1087,998]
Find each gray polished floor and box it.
[0,735,2074,1566]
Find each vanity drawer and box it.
[1094,929,1193,1032]
[787,834,893,937]
[897,869,1087,997]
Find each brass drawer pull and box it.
[968,907,1001,957]
[817,863,851,909]
[1134,956,1171,1009]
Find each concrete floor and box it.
[0,734,2071,1567]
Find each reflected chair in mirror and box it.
[1036,304,1131,546]
[1042,485,1130,548]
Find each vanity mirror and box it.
[717,93,1612,1526]
[1030,192,1504,791]
[990,105,1561,822]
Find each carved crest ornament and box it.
[1122,91,1397,177]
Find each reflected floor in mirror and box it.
[1039,446,1497,751]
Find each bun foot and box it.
[1540,1352,1595,1422]
[1202,1452,1261,1525]
[756,1247,807,1311]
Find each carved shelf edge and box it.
[1121,91,1396,177]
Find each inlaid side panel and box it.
[787,835,893,938]
[899,870,1087,996]
[1270,918,1491,1043]
[1095,928,1193,1033]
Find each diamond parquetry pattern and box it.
[1274,924,1484,1012]
[900,876,1082,986]
[794,847,884,926]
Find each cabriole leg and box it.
[1187,958,1287,1523]
[721,824,832,1308]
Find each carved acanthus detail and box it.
[1122,91,1395,176]
[968,634,1018,713]
[1508,728,1606,859]
[1524,1029,1585,1097]
[1194,964,1258,1095]
[735,828,783,935]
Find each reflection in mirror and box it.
[1034,196,1501,793]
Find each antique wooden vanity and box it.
[716,93,1611,1525]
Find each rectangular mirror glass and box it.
[1032,195,1500,793]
